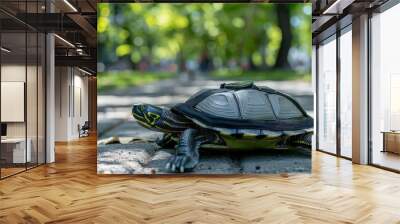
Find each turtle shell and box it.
[171,82,313,135]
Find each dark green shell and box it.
[172,82,313,149]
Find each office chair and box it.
[79,121,90,138]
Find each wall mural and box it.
[97,3,313,174]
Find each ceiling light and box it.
[78,67,93,76]
[54,34,75,48]
[1,47,11,53]
[322,0,354,15]
[63,0,78,12]
[76,48,86,56]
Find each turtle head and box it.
[132,104,190,133]
[132,104,163,130]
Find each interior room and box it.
[0,0,97,179]
[370,3,400,171]
[0,0,399,223]
[314,0,400,172]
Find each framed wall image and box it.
[1,82,25,122]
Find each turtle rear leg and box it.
[156,133,178,148]
[166,129,214,172]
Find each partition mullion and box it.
[315,45,319,150]
[0,26,2,180]
[36,0,39,168]
[336,28,341,157]
[25,1,28,171]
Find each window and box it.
[268,94,304,119]
[370,4,400,171]
[339,27,352,158]
[317,35,337,154]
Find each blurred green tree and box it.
[98,3,311,73]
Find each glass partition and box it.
[317,35,337,154]
[0,1,46,179]
[1,30,28,177]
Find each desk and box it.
[382,131,400,154]
[1,138,31,163]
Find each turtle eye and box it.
[132,105,144,117]
[145,112,160,125]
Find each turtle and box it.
[132,81,313,172]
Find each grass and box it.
[98,69,310,92]
[210,69,311,82]
[98,71,176,92]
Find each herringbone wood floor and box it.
[1,135,400,224]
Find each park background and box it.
[97,3,314,174]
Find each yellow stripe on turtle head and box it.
[145,112,161,125]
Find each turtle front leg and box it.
[166,129,212,173]
[156,133,178,149]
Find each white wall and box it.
[55,66,69,141]
[55,67,89,141]
[72,72,89,138]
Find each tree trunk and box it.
[177,49,186,74]
[260,32,268,70]
[248,56,257,71]
[274,5,292,69]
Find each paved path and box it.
[97,75,313,174]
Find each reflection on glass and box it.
[340,28,352,158]
[371,4,400,171]
[318,36,337,154]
